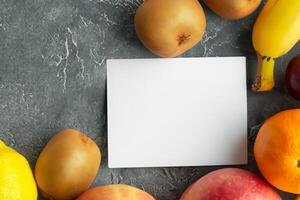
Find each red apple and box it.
[285,54,300,100]
[180,168,281,200]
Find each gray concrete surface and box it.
[0,0,299,199]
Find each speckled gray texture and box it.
[0,0,299,199]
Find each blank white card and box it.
[107,57,247,168]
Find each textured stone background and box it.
[0,0,299,199]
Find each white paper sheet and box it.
[107,57,247,168]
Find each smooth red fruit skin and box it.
[286,55,300,100]
[180,168,281,200]
[76,184,155,200]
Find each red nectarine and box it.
[76,184,155,200]
[180,168,281,200]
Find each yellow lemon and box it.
[0,140,37,200]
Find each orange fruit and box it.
[254,109,300,194]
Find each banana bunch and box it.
[252,0,300,92]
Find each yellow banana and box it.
[252,0,300,92]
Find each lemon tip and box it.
[0,139,6,148]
